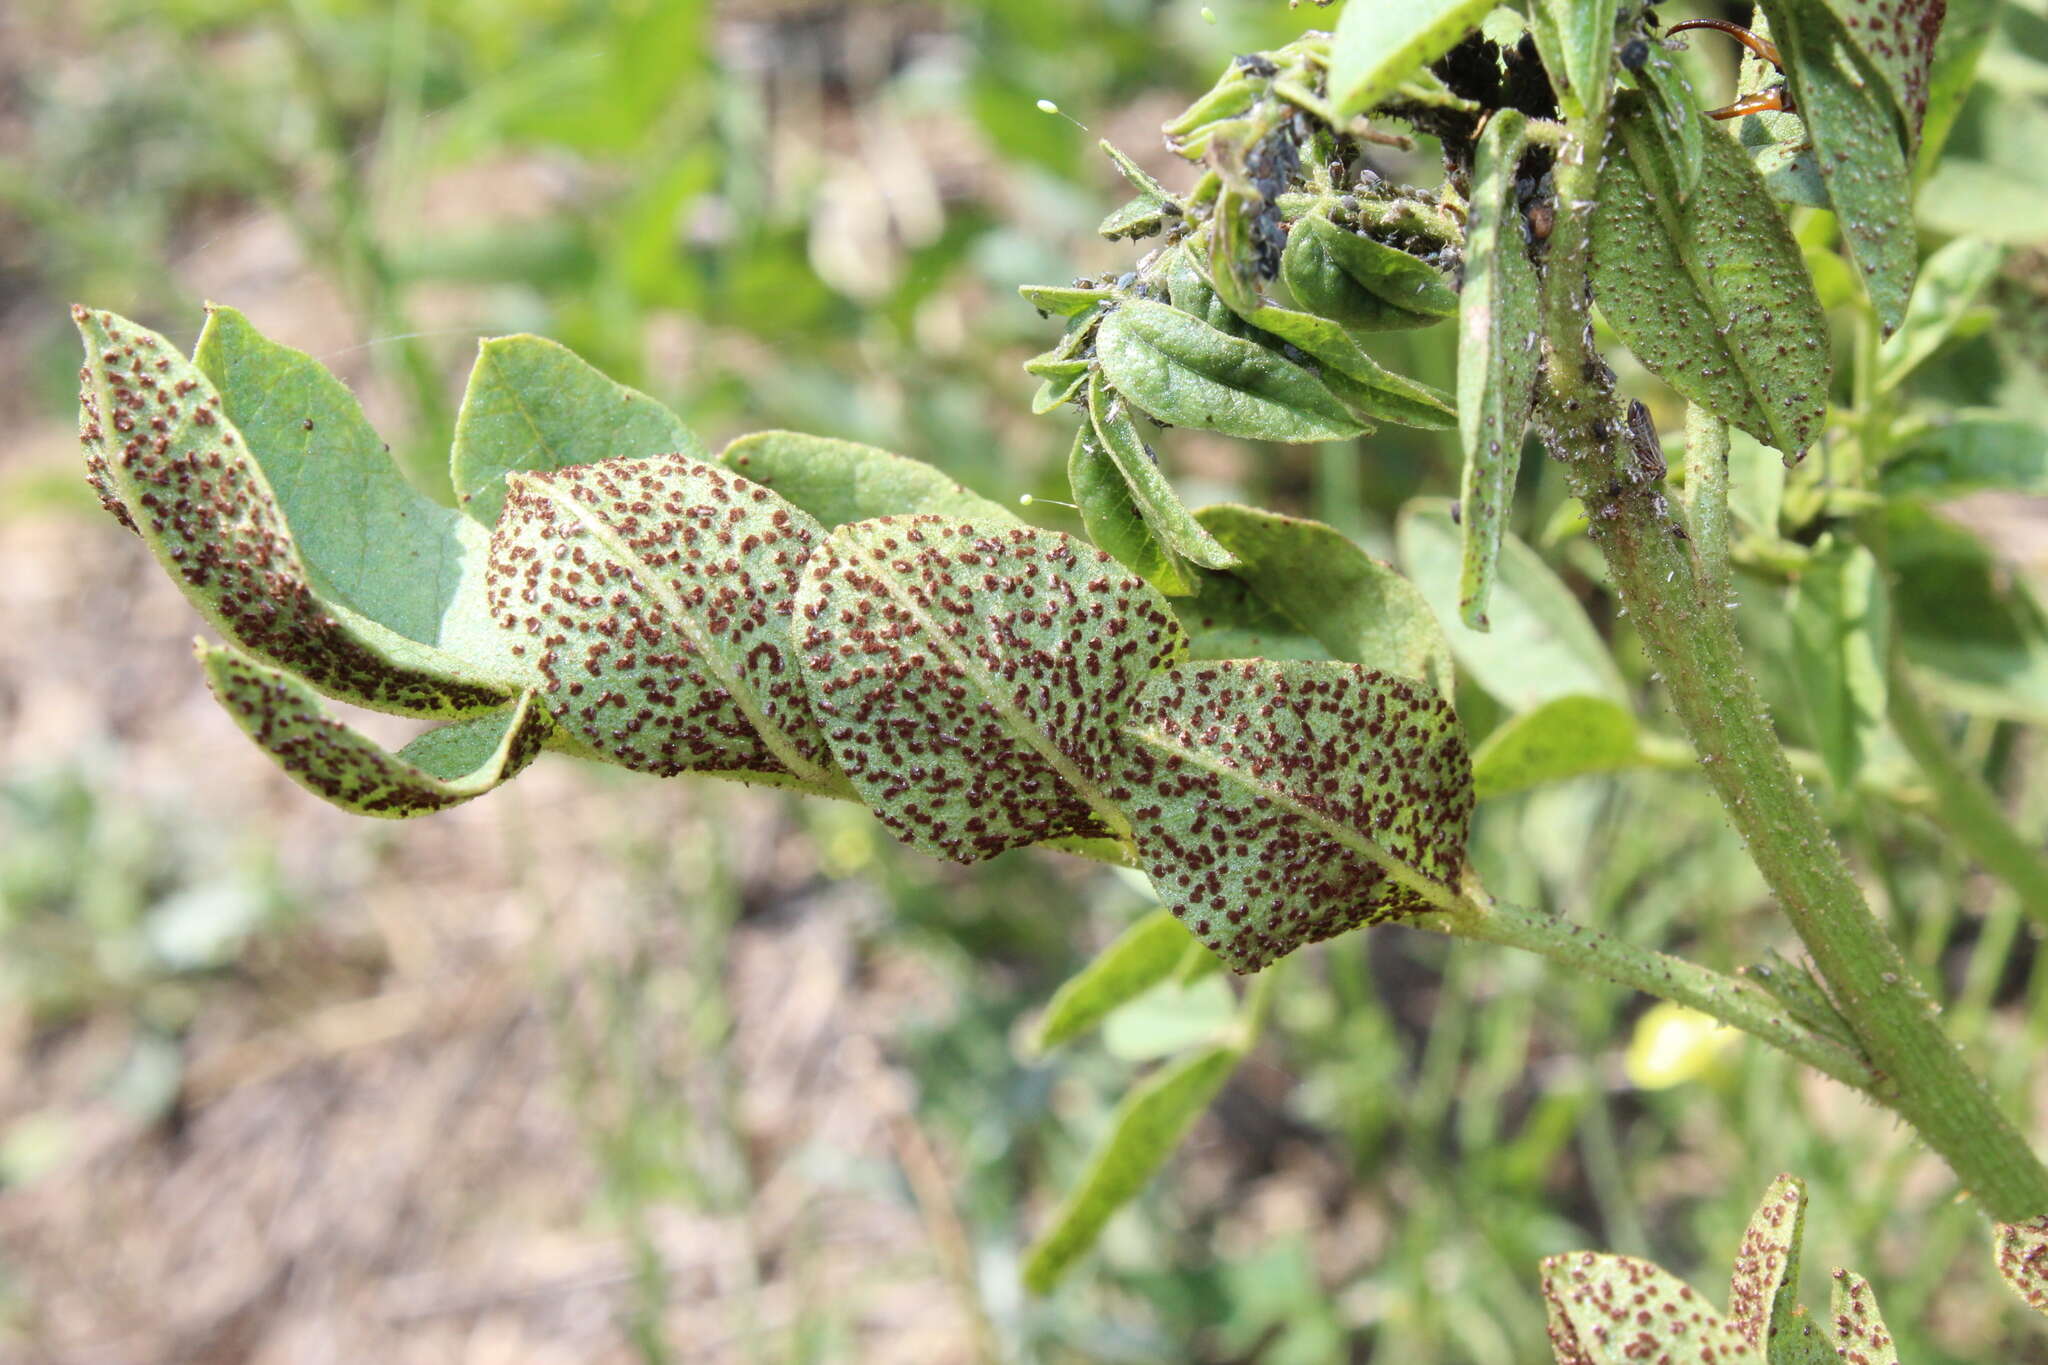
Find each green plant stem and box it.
[1427,896,1880,1093]
[1887,650,2048,925]
[1530,103,2048,1221]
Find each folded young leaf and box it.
[1397,500,1630,711]
[486,453,844,791]
[75,307,515,718]
[1068,426,1199,597]
[1086,375,1240,570]
[193,306,513,673]
[1994,1216,2048,1319]
[1592,93,1831,456]
[1281,212,1458,332]
[1176,504,1453,693]
[197,643,547,816]
[1470,695,1640,799]
[1759,2,1919,334]
[720,429,1018,527]
[1094,299,1365,444]
[1526,0,1620,124]
[1031,909,1199,1054]
[1456,108,1542,631]
[1021,1041,1242,1293]
[1329,0,1497,119]
[452,333,706,527]
[1120,660,1471,973]
[796,517,1187,862]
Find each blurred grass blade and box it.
[1177,504,1453,692]
[1329,0,1497,118]
[1787,539,1889,791]
[1021,1042,1242,1294]
[1470,695,1641,800]
[1032,910,1200,1054]
[798,518,1187,862]
[452,333,705,527]
[198,644,547,817]
[1125,660,1471,973]
[1456,108,1541,630]
[1397,499,1629,710]
[720,429,1018,527]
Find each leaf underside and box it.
[1996,1216,2048,1319]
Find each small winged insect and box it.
[1666,18,1793,120]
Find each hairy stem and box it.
[1531,108,2048,1219]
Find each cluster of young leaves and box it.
[73,305,1472,979]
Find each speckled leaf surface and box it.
[1329,0,1497,118]
[1281,213,1457,332]
[1470,695,1640,799]
[1815,0,1946,139]
[1825,1271,1897,1363]
[1094,299,1364,444]
[1541,1252,1751,1365]
[719,429,1017,528]
[795,517,1187,863]
[1727,1175,1808,1358]
[1398,500,1628,711]
[1761,2,1919,334]
[75,307,514,718]
[1592,94,1830,456]
[1995,1217,2048,1319]
[198,643,548,817]
[193,306,508,671]
[1031,909,1198,1053]
[1458,109,1542,630]
[1069,426,1197,596]
[1087,375,1240,570]
[451,333,706,528]
[1021,1042,1241,1293]
[485,453,842,790]
[1175,505,1453,692]
[1633,46,1708,200]
[1120,660,1471,973]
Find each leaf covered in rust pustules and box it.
[74,307,517,718]
[1995,1216,2048,1320]
[485,453,845,794]
[1541,1251,1750,1365]
[795,517,1188,863]
[198,644,550,817]
[1727,1174,1810,1357]
[1118,660,1471,973]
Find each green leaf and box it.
[797,517,1187,862]
[1633,44,1708,201]
[719,429,1018,528]
[1877,237,2003,391]
[1541,1252,1749,1365]
[1021,284,1117,318]
[1281,213,1457,332]
[1167,242,1251,338]
[1397,499,1629,711]
[1919,0,2000,173]
[1163,69,1261,151]
[451,333,705,528]
[1726,1175,1809,1359]
[1097,139,1180,241]
[1329,0,1498,119]
[487,453,844,791]
[74,307,515,718]
[1021,1042,1242,1294]
[1528,0,1620,123]
[1123,660,1471,973]
[1593,93,1832,456]
[1032,909,1200,1053]
[1882,417,2048,497]
[1994,1216,2048,1319]
[1887,502,2048,724]
[193,306,508,671]
[1100,974,1237,1061]
[1827,1271,1899,1363]
[1087,375,1240,570]
[1457,108,1542,631]
[1232,302,1456,430]
[1471,695,1641,800]
[1816,0,1946,141]
[197,644,547,817]
[1176,504,1454,693]
[1787,540,1889,791]
[1069,425,1198,596]
[1094,299,1365,443]
[1033,366,1092,416]
[1759,1,1919,333]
